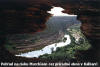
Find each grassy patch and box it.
[39,24,91,60]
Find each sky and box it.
[48,7,77,16]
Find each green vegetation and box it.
[39,24,91,60]
[4,23,91,60]
[4,16,79,55]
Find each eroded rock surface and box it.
[0,0,100,65]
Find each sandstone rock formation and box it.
[0,0,100,66]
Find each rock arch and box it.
[0,0,100,65]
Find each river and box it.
[16,34,71,58]
[16,7,77,58]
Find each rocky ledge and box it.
[0,0,100,66]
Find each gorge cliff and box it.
[0,0,100,66]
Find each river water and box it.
[16,35,71,58]
[16,7,77,58]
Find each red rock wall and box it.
[0,0,100,65]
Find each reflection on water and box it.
[16,35,71,58]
